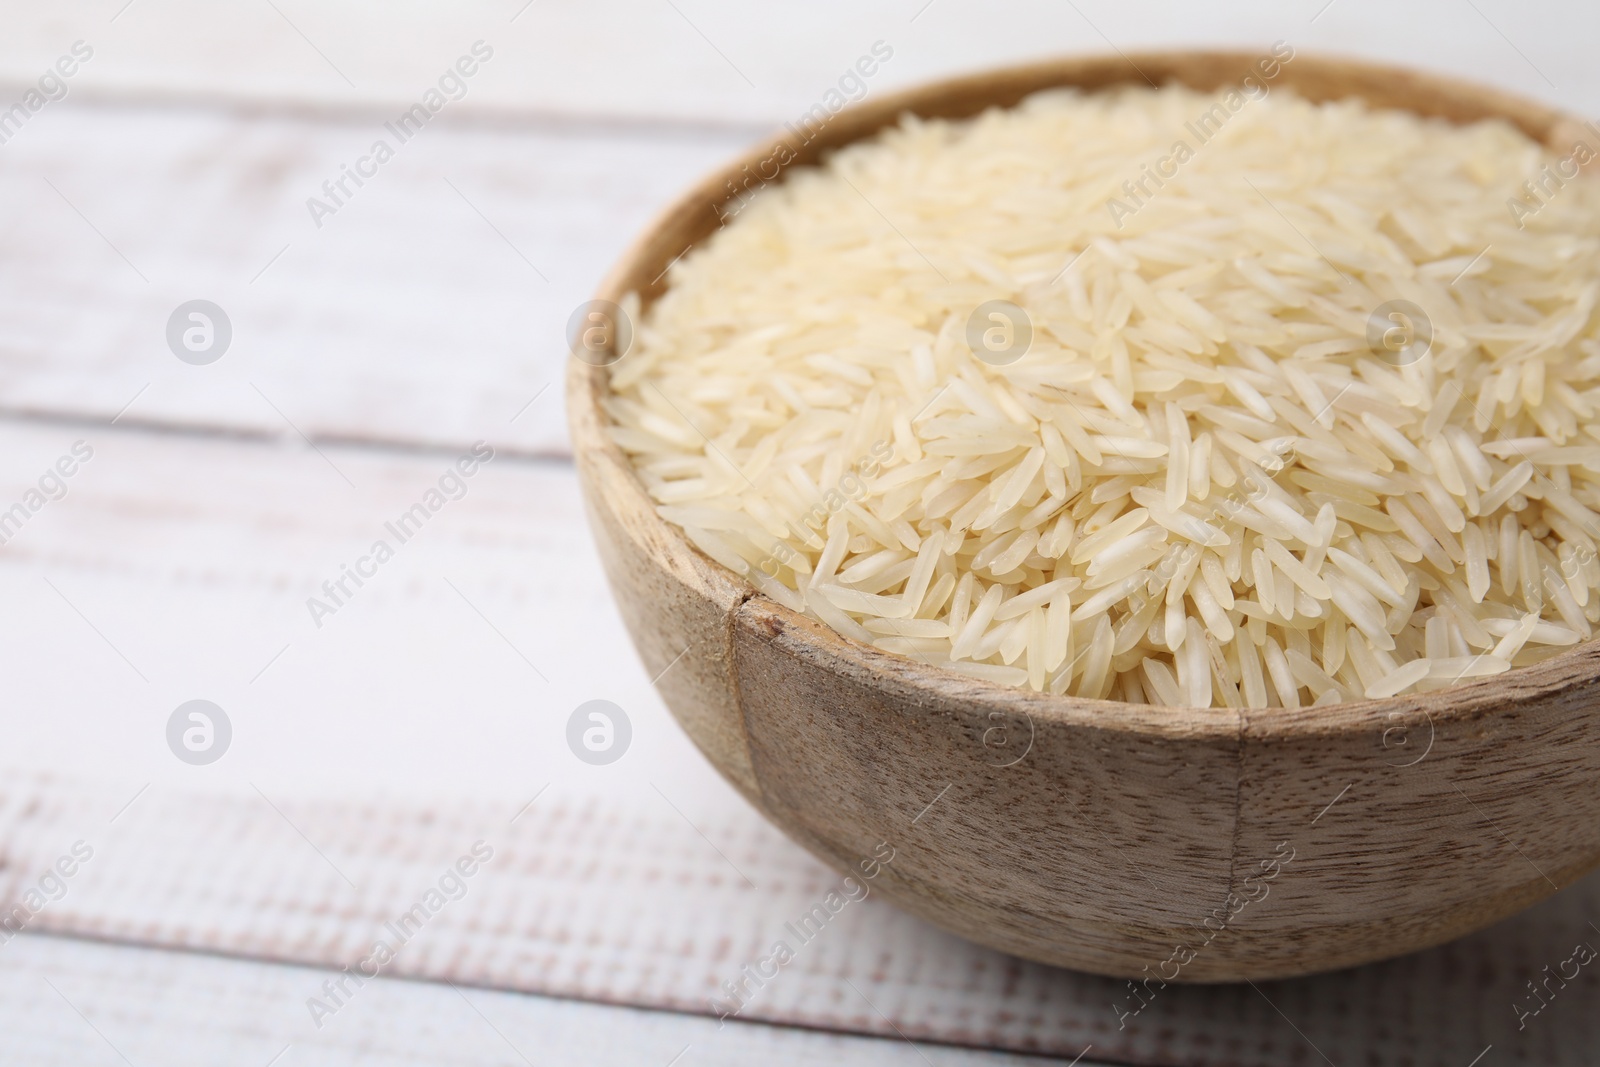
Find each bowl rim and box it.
[568,48,1600,743]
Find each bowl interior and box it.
[572,50,1600,740]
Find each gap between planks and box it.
[0,81,781,143]
[0,405,577,467]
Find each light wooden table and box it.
[0,2,1593,1062]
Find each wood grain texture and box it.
[570,52,1600,981]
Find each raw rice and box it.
[605,84,1600,707]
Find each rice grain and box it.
[608,84,1600,706]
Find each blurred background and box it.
[0,2,1594,1064]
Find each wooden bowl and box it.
[567,52,1600,981]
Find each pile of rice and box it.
[604,84,1600,708]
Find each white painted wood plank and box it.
[0,417,724,804]
[0,1,1594,124]
[0,934,1072,1067]
[0,771,1127,1058]
[0,101,751,457]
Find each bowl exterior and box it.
[568,52,1600,981]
